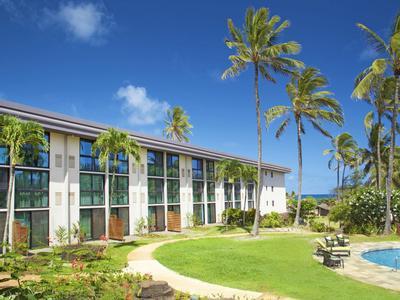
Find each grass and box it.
[154,233,400,300]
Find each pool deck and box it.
[330,241,400,291]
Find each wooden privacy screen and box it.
[109,215,124,241]
[167,211,181,232]
[13,220,28,247]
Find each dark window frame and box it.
[148,177,164,204]
[147,150,164,177]
[15,169,49,209]
[80,139,101,172]
[192,158,203,180]
[80,173,105,206]
[167,154,179,178]
[167,179,180,203]
[109,175,129,205]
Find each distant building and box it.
[316,203,330,217]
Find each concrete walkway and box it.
[334,241,400,291]
[124,236,288,299]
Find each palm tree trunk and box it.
[242,184,247,226]
[377,113,382,189]
[251,63,262,237]
[336,161,340,201]
[2,160,15,254]
[384,75,399,235]
[294,118,303,226]
[341,164,346,194]
[108,154,117,238]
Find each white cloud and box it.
[115,85,170,126]
[46,2,112,44]
[359,47,378,61]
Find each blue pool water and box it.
[362,248,400,269]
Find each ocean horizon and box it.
[301,194,335,200]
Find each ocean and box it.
[301,194,335,200]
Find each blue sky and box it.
[0,0,398,194]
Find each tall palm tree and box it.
[323,133,358,201]
[361,113,390,188]
[92,128,141,238]
[215,159,242,209]
[222,7,303,236]
[353,74,394,189]
[265,67,343,225]
[163,106,193,143]
[355,13,400,234]
[0,115,49,254]
[240,164,258,226]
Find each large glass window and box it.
[148,151,163,177]
[193,204,204,225]
[206,161,214,181]
[80,139,100,171]
[193,181,203,203]
[167,154,179,178]
[192,158,203,180]
[247,182,254,209]
[207,182,215,202]
[167,179,179,203]
[224,182,233,209]
[80,174,104,206]
[80,208,105,240]
[109,152,129,174]
[0,146,8,165]
[15,170,49,208]
[20,133,49,168]
[0,168,8,208]
[207,203,216,224]
[148,178,164,204]
[234,181,241,208]
[15,211,49,249]
[110,176,128,205]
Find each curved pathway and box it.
[333,241,400,291]
[124,236,289,299]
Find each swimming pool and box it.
[362,248,400,269]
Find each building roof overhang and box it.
[0,99,291,173]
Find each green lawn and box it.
[154,234,400,300]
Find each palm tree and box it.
[163,106,193,143]
[0,115,49,254]
[323,133,358,201]
[92,128,141,238]
[361,113,390,188]
[215,159,242,209]
[353,74,394,189]
[265,67,343,225]
[222,7,303,236]
[240,164,258,226]
[355,13,400,234]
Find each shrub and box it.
[222,208,242,225]
[244,208,256,226]
[54,226,68,246]
[338,188,400,234]
[260,212,283,228]
[135,217,147,236]
[309,219,334,233]
[288,197,317,222]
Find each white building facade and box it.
[0,100,290,248]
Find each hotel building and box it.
[0,100,290,248]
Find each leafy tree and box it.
[222,7,303,235]
[92,128,140,238]
[355,13,400,234]
[0,115,49,254]
[265,67,343,225]
[323,133,358,201]
[163,106,193,143]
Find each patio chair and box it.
[316,239,351,256]
[336,234,350,247]
[320,249,344,268]
[324,236,338,247]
